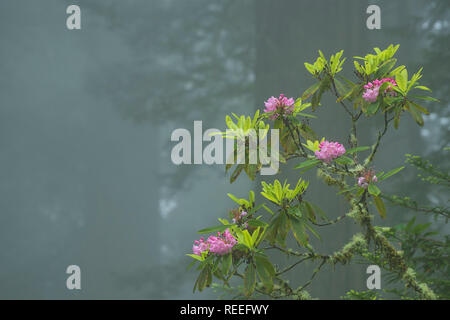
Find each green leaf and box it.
[414,85,431,92]
[247,219,268,228]
[243,229,254,248]
[260,191,278,204]
[196,267,211,292]
[236,229,253,248]
[302,201,316,221]
[389,64,405,78]
[251,227,261,245]
[396,68,408,92]
[367,183,381,197]
[294,159,321,170]
[393,108,401,129]
[334,78,349,97]
[375,58,397,78]
[335,156,354,165]
[379,166,404,181]
[276,212,290,247]
[222,253,232,276]
[304,62,316,75]
[290,216,308,247]
[197,225,232,234]
[255,255,274,292]
[410,95,440,103]
[345,146,370,154]
[336,186,358,195]
[244,263,256,296]
[227,193,242,205]
[373,196,386,219]
[308,202,328,221]
[301,81,321,101]
[247,203,264,214]
[186,254,204,262]
[366,101,380,115]
[218,218,230,225]
[244,164,257,181]
[407,103,424,126]
[249,190,255,205]
[273,119,283,130]
[296,112,317,119]
[409,101,429,115]
[230,164,244,184]
[262,204,274,216]
[264,214,280,245]
[304,222,321,240]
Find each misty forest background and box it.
[0,0,448,299]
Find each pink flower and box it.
[362,78,397,103]
[362,87,379,103]
[264,94,295,119]
[357,177,369,189]
[314,141,346,163]
[357,169,378,189]
[192,229,237,256]
[207,229,237,256]
[192,237,209,256]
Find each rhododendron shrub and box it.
[187,45,440,299]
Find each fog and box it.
[0,0,447,299]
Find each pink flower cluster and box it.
[264,94,295,119]
[192,229,237,256]
[357,169,378,188]
[315,141,346,163]
[192,237,209,256]
[362,78,397,103]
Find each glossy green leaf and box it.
[335,156,354,165]
[222,253,232,276]
[255,255,274,292]
[197,224,232,234]
[294,159,321,170]
[345,146,370,154]
[379,166,404,181]
[373,196,386,219]
[396,68,407,92]
[230,164,244,183]
[407,103,424,126]
[244,263,256,296]
[186,254,204,262]
[368,183,381,197]
[247,219,268,228]
[411,95,439,103]
[290,216,308,247]
[366,101,380,115]
[301,81,321,101]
